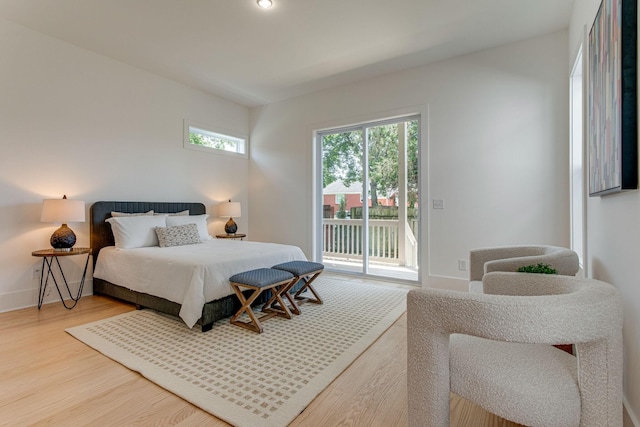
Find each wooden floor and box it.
[0,282,522,426]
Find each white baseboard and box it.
[0,279,93,313]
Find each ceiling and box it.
[0,0,575,107]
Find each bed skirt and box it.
[93,278,304,332]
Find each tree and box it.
[321,130,363,189]
[367,124,398,206]
[322,120,419,208]
[189,131,236,151]
[336,195,347,219]
[406,120,419,208]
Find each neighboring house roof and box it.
[323,181,362,195]
[324,180,396,199]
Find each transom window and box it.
[183,120,247,158]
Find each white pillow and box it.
[106,215,168,249]
[166,214,211,241]
[154,210,189,216]
[111,210,154,217]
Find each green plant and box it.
[516,263,558,274]
[336,195,347,219]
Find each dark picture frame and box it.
[588,0,638,196]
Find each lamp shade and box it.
[41,198,86,223]
[218,201,241,218]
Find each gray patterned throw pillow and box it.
[155,223,201,248]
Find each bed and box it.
[90,201,307,331]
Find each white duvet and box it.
[93,239,307,328]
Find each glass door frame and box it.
[313,114,421,282]
[570,43,587,276]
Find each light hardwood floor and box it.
[0,280,522,426]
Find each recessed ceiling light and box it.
[257,0,273,9]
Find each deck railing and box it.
[322,219,418,266]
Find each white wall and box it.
[249,31,570,289]
[0,18,250,312]
[570,1,640,424]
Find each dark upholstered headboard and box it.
[90,201,206,262]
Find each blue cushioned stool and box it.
[229,268,295,333]
[272,261,324,312]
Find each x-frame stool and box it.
[272,261,325,307]
[229,268,295,333]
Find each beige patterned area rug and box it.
[66,276,408,427]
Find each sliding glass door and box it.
[318,115,420,282]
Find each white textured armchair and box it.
[407,272,623,427]
[469,245,580,293]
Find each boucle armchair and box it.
[469,245,580,292]
[407,272,623,427]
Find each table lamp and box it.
[41,195,85,251]
[218,200,241,235]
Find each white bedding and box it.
[94,239,307,328]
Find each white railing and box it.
[323,219,418,266]
[404,220,418,267]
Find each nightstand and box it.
[32,247,91,309]
[215,233,246,240]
